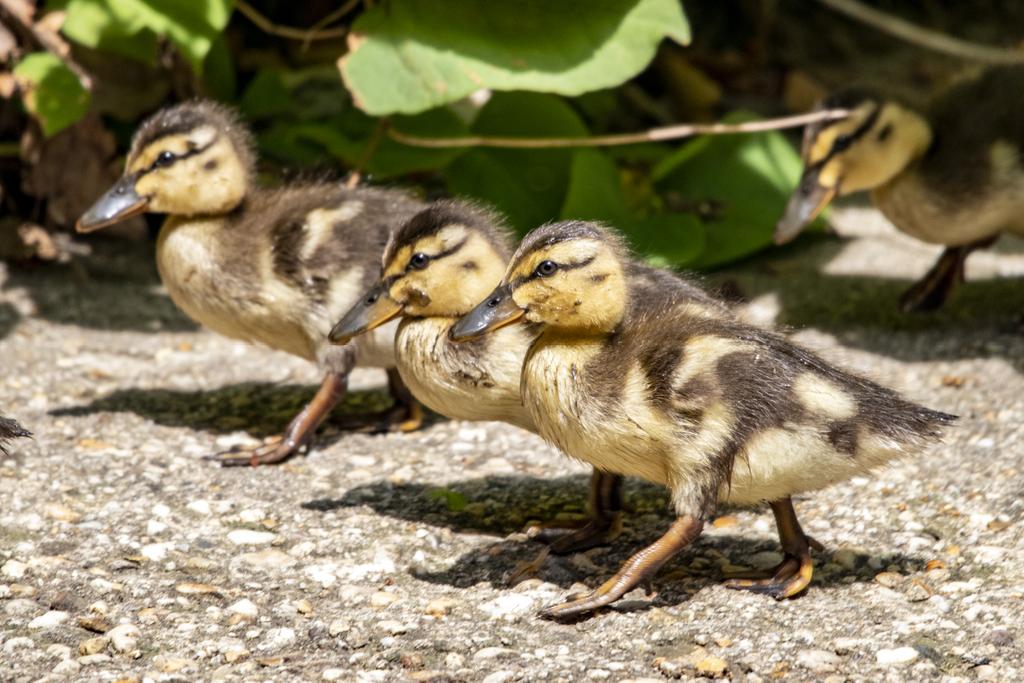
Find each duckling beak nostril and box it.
[329,282,403,345]
[449,284,524,342]
[77,173,149,233]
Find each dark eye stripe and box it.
[396,236,469,276]
[510,254,596,289]
[822,105,881,163]
[139,139,214,176]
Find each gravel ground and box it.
[1,207,1022,683]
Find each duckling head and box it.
[775,91,932,244]
[329,201,511,344]
[450,221,628,341]
[77,100,255,232]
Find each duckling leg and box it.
[538,516,704,620]
[384,368,424,433]
[900,237,995,312]
[530,471,623,555]
[210,371,349,467]
[723,497,814,600]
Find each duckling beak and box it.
[774,169,836,245]
[329,282,403,345]
[449,284,524,343]
[77,174,149,233]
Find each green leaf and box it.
[628,214,706,268]
[559,148,631,226]
[340,0,690,115]
[60,0,233,70]
[444,92,587,231]
[654,112,811,269]
[60,0,158,64]
[13,53,91,136]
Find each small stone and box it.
[425,597,459,617]
[140,542,173,562]
[77,653,112,666]
[147,520,167,535]
[445,653,465,669]
[44,502,81,523]
[79,637,109,655]
[227,599,259,618]
[176,582,221,595]
[473,647,517,661]
[153,655,191,673]
[694,655,729,677]
[53,659,81,675]
[5,598,41,616]
[481,672,514,683]
[376,619,407,635]
[974,664,998,681]
[4,636,35,652]
[2,559,27,579]
[796,649,842,673]
[260,627,296,651]
[47,643,73,659]
[108,623,141,653]
[479,593,534,620]
[187,500,211,515]
[874,571,903,588]
[370,591,399,609]
[228,529,276,545]
[322,669,346,681]
[78,615,112,633]
[29,610,69,629]
[240,549,296,569]
[905,581,932,602]
[328,619,349,637]
[296,599,314,615]
[224,647,249,663]
[876,647,919,667]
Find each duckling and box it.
[776,66,1024,311]
[451,221,955,618]
[77,101,426,466]
[0,414,30,455]
[330,202,736,552]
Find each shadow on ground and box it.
[306,475,922,612]
[714,234,1024,372]
[2,237,196,333]
[0,302,21,341]
[51,382,412,438]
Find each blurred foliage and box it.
[1,0,827,270]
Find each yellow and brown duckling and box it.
[452,221,955,619]
[777,66,1024,311]
[330,202,734,553]
[77,101,426,466]
[0,414,30,455]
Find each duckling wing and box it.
[0,415,30,455]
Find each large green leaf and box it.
[14,53,91,136]
[340,0,690,115]
[559,148,631,226]
[444,92,588,231]
[654,112,813,269]
[59,0,232,69]
[242,68,467,178]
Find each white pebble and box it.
[260,627,296,651]
[227,599,259,618]
[152,503,171,518]
[141,542,174,562]
[2,559,27,579]
[482,672,514,683]
[108,623,141,652]
[28,610,68,629]
[322,668,346,680]
[147,520,168,535]
[187,500,211,515]
[228,529,276,545]
[876,647,919,666]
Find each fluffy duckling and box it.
[777,66,1024,311]
[329,202,726,552]
[0,414,30,455]
[452,221,955,618]
[77,101,426,466]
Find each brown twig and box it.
[388,109,850,149]
[302,0,360,50]
[0,0,92,89]
[234,0,349,42]
[819,0,1024,64]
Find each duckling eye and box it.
[154,151,176,168]
[535,260,558,277]
[409,253,430,270]
[831,134,853,154]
